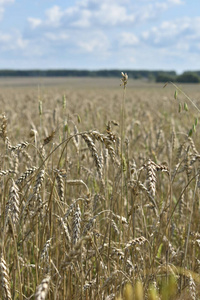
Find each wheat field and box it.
[0,76,199,299]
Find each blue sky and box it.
[0,0,200,72]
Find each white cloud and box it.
[16,35,28,49]
[0,0,14,20]
[45,32,69,41]
[134,0,182,23]
[76,31,110,54]
[71,9,91,28]
[45,5,63,26]
[27,0,184,32]
[0,32,11,42]
[142,17,200,49]
[92,2,135,26]
[0,0,14,4]
[0,30,28,51]
[27,1,136,30]
[119,32,139,46]
[28,17,42,29]
[168,0,183,4]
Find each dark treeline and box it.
[0,69,176,78]
[0,69,200,83]
[156,71,200,83]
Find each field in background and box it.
[0,77,199,299]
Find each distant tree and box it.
[176,72,200,83]
[156,73,176,83]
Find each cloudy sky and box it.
[0,0,200,72]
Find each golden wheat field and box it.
[0,76,199,300]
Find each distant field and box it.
[0,76,132,88]
[1,75,200,89]
[0,76,199,299]
[0,76,199,93]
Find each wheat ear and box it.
[0,256,12,300]
[35,274,51,300]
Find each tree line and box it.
[0,69,200,83]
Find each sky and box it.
[0,0,200,72]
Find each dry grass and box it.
[0,77,199,299]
